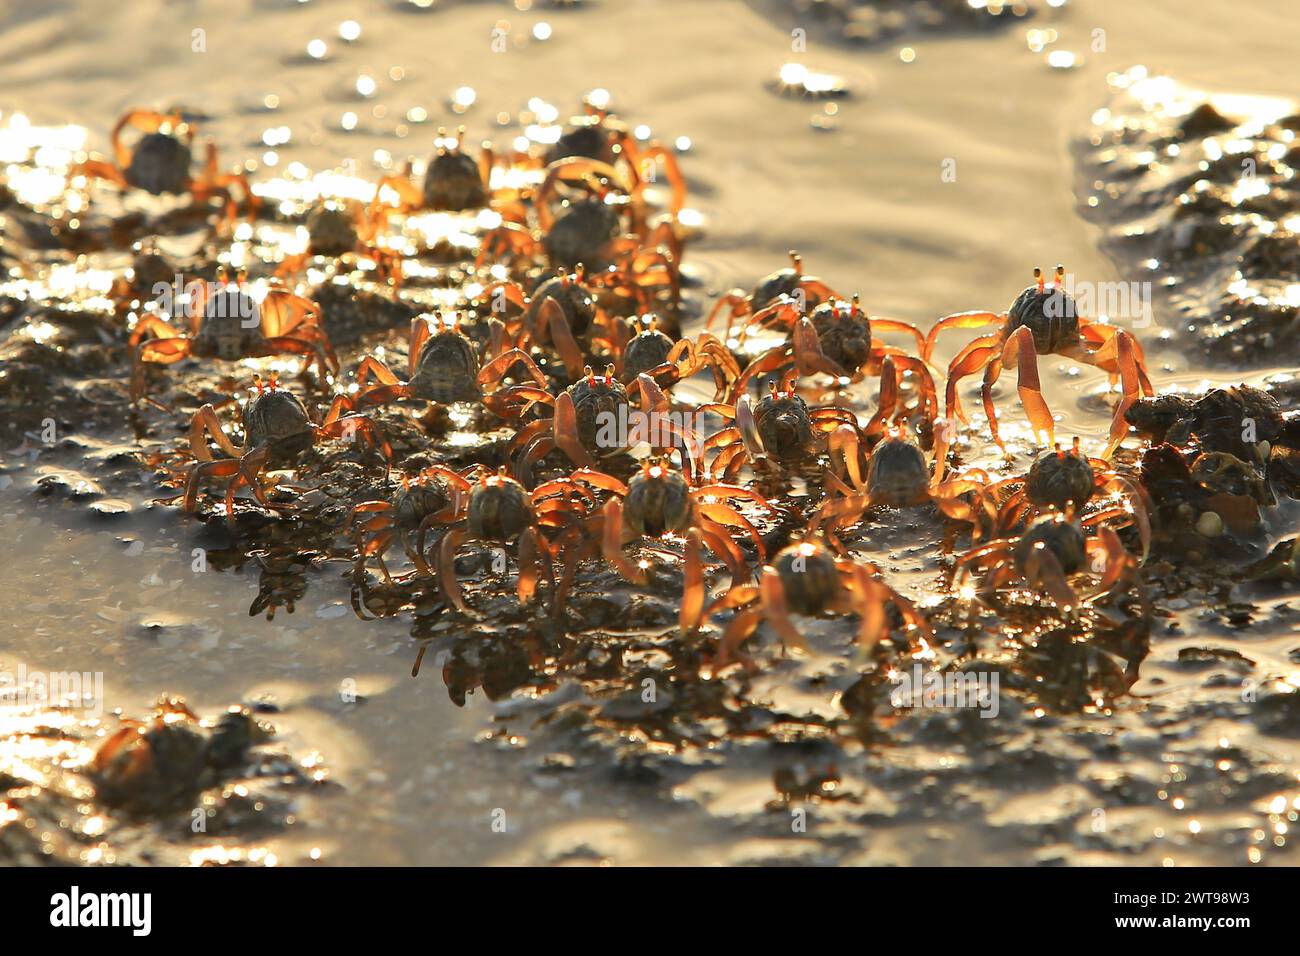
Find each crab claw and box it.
[736,394,765,461]
[553,391,596,467]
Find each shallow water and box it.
[3,0,1300,865]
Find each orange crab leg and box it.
[187,403,242,462]
[943,336,1001,425]
[537,297,586,381]
[869,317,928,359]
[478,348,549,389]
[69,158,127,189]
[553,391,595,467]
[985,326,1053,451]
[353,356,401,397]
[518,527,541,605]
[704,290,749,336]
[698,505,764,563]
[1021,545,1078,614]
[438,527,469,611]
[600,499,647,584]
[679,528,706,634]
[793,317,852,380]
[1101,331,1144,458]
[923,310,1005,364]
[759,566,808,653]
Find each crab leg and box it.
[477,348,549,389]
[698,514,754,579]
[863,357,899,437]
[793,317,852,380]
[735,395,765,463]
[187,404,243,461]
[828,425,866,492]
[1086,525,1150,617]
[759,566,808,652]
[941,334,1001,425]
[438,527,469,611]
[128,313,180,347]
[1098,474,1151,560]
[843,566,888,652]
[600,499,647,584]
[984,326,1053,451]
[715,607,764,672]
[257,337,333,384]
[628,142,687,216]
[537,297,586,381]
[704,290,749,337]
[319,415,393,461]
[888,354,938,422]
[679,528,706,634]
[517,527,542,605]
[870,317,928,358]
[353,383,417,409]
[223,445,273,520]
[553,391,596,467]
[1100,331,1145,458]
[567,468,629,496]
[923,310,1006,364]
[475,223,538,268]
[728,346,795,405]
[1021,545,1078,614]
[68,158,128,189]
[368,172,423,223]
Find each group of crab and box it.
[78,96,1262,679]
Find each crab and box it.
[955,512,1146,616]
[350,312,548,415]
[584,459,776,625]
[924,265,1154,455]
[507,365,693,482]
[277,199,402,285]
[986,438,1152,558]
[703,367,882,482]
[436,467,595,613]
[179,375,387,525]
[705,251,845,340]
[1134,443,1272,551]
[349,465,471,580]
[478,265,625,380]
[481,156,681,273]
[129,275,339,403]
[620,320,739,403]
[706,538,934,670]
[111,240,180,314]
[618,315,676,383]
[69,108,256,220]
[818,426,997,540]
[728,294,937,421]
[1125,384,1297,466]
[367,127,495,224]
[545,101,687,217]
[1184,449,1275,535]
[89,696,269,813]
